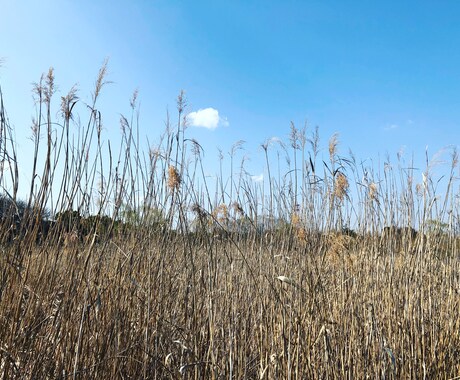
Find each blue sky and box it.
[1,0,459,199]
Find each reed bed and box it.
[0,63,459,379]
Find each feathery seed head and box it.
[212,204,228,224]
[291,213,300,226]
[191,203,207,220]
[60,85,79,121]
[329,133,339,160]
[93,58,109,102]
[334,172,349,201]
[167,165,181,191]
[130,88,139,110]
[44,67,55,104]
[232,202,244,216]
[368,182,378,201]
[297,227,307,241]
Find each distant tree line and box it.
[0,193,453,257]
[0,194,170,245]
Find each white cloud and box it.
[384,124,399,131]
[187,108,228,130]
[251,174,264,183]
[270,137,282,143]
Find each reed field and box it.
[0,63,459,379]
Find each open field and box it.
[1,65,459,379]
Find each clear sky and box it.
[1,0,460,199]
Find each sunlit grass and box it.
[0,63,459,378]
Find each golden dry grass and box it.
[0,233,459,379]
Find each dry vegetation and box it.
[0,63,459,379]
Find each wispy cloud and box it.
[269,136,282,144]
[384,119,414,131]
[251,174,264,183]
[187,108,228,130]
[384,124,399,131]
